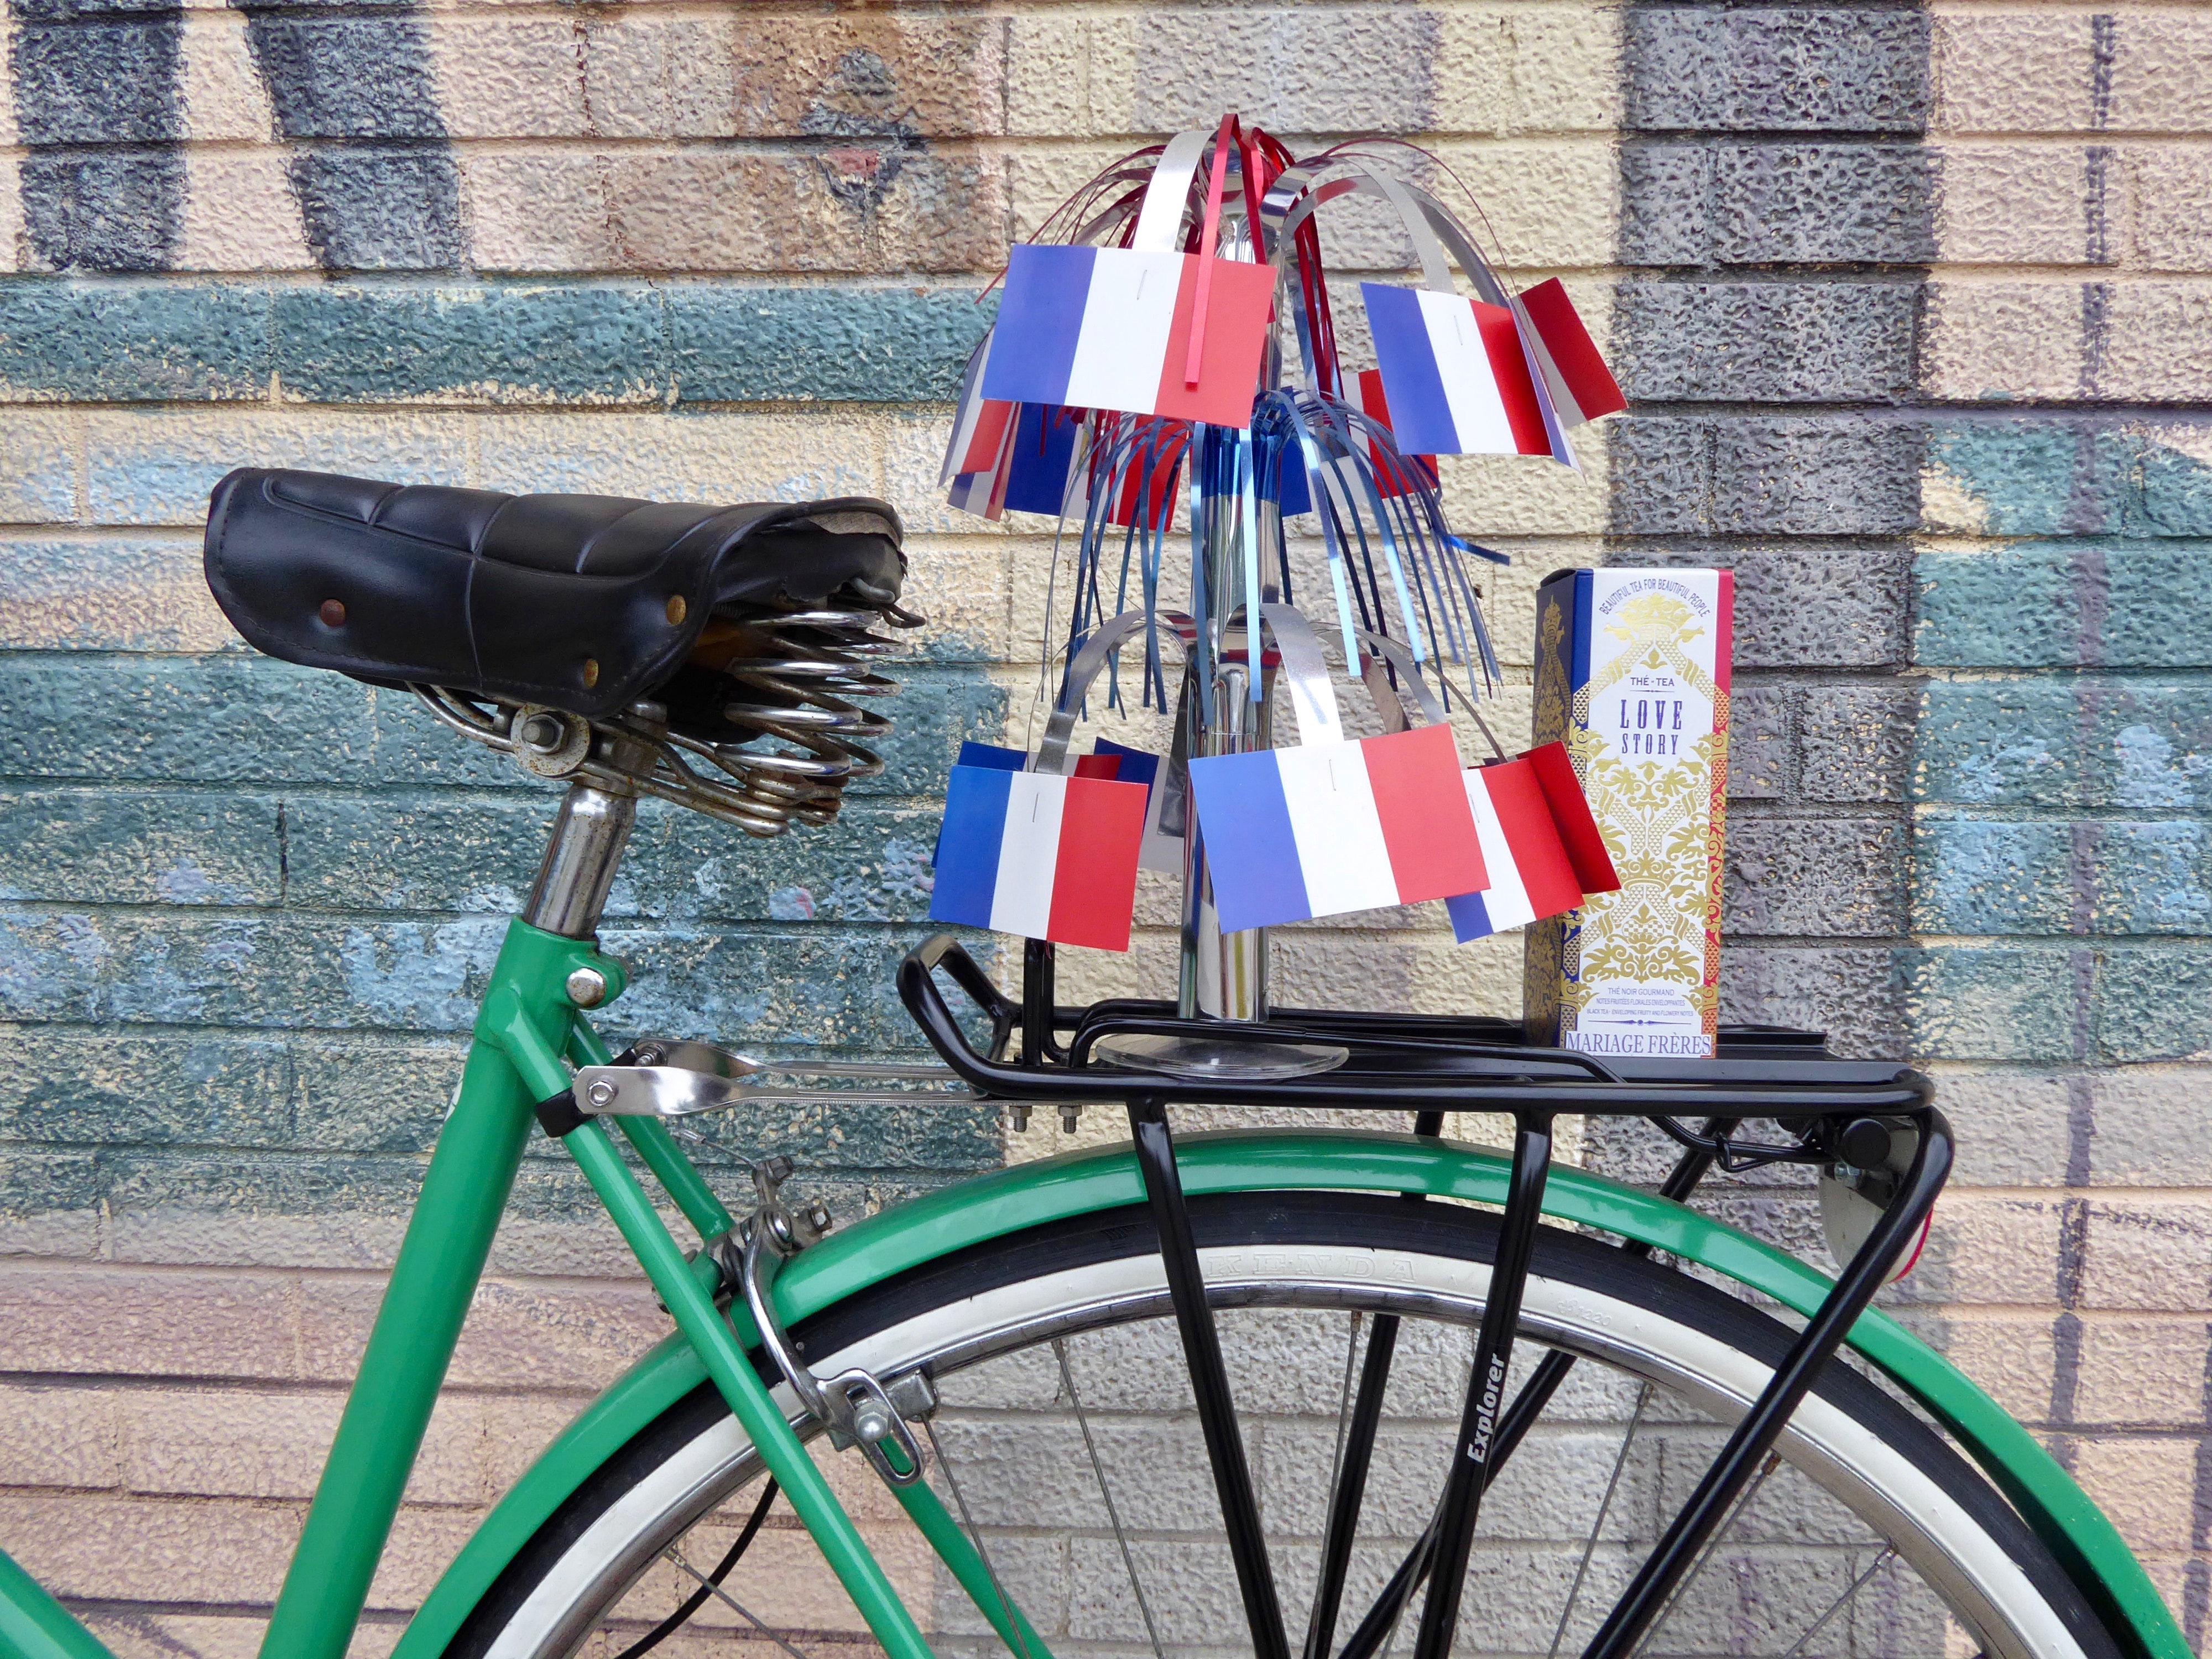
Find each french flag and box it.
[1445,743,1621,942]
[982,244,1279,430]
[940,335,1016,483]
[931,758,1149,952]
[1516,280,1627,427]
[1361,284,1553,459]
[1184,723,1487,933]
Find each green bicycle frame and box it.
[0,899,2189,1659]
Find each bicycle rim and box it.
[451,1193,2119,1659]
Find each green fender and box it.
[397,1130,2184,1659]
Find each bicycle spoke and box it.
[613,1479,779,1659]
[1547,1381,1652,1659]
[1623,1452,1782,1659]
[1304,1310,1383,1659]
[663,1540,820,1659]
[1775,1545,1896,1659]
[924,1416,1038,1659]
[1055,1336,1167,1659]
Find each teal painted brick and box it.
[0,658,375,784]
[666,285,993,404]
[1904,947,2077,1062]
[1924,421,2113,537]
[2092,823,2212,936]
[2097,947,2212,1062]
[0,1149,104,1214]
[630,800,941,924]
[271,285,667,406]
[0,788,281,905]
[0,1032,294,1147]
[2103,544,2212,667]
[0,281,272,403]
[0,660,527,787]
[1915,679,2212,810]
[1914,548,2079,668]
[2140,436,2212,536]
[290,1039,466,1152]
[1914,680,2083,807]
[1911,819,2074,935]
[282,791,552,914]
[854,668,1008,796]
[600,924,936,1050]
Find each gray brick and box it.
[1911,818,2075,936]
[1724,817,1905,937]
[0,787,283,906]
[1609,544,1909,669]
[1713,418,1923,538]
[1720,946,1906,1058]
[1619,281,1918,404]
[1625,8,1931,134]
[289,151,464,273]
[13,19,182,145]
[1619,142,1712,266]
[1799,682,1916,803]
[23,154,184,274]
[1711,144,1937,264]
[1725,683,1793,800]
[242,17,445,142]
[1605,416,1713,534]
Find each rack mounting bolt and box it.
[1010,1104,1030,1133]
[1060,1104,1082,1134]
[566,967,608,1008]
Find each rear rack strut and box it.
[895,933,1947,1659]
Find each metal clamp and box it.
[737,1163,933,1487]
[571,1038,1009,1116]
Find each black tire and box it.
[450,1193,2122,1659]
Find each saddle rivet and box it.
[318,599,346,627]
[665,594,687,625]
[566,966,608,1008]
[581,658,600,690]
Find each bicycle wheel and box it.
[446,1191,2120,1659]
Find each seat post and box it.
[523,710,657,940]
[524,784,635,939]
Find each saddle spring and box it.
[413,599,922,837]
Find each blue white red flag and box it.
[1185,723,1485,933]
[1445,743,1621,942]
[930,761,1149,951]
[1360,284,1552,459]
[983,244,1278,430]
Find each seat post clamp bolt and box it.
[566,966,609,1008]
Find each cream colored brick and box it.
[295,1274,667,1390]
[83,408,470,525]
[176,150,315,272]
[1919,1069,2076,1187]
[0,27,14,147]
[0,1266,299,1379]
[1083,13,1140,137]
[2091,1066,2212,1185]
[2130,148,2212,272]
[1898,1194,2064,1307]
[2097,281,2212,401]
[0,1383,121,1488]
[1007,13,1091,139]
[1438,434,1610,539]
[1006,142,1142,246]
[2079,1199,2212,1312]
[463,153,619,274]
[180,13,276,141]
[1430,140,1619,269]
[1935,143,2093,265]
[116,1386,492,1505]
[2107,13,2212,135]
[1506,7,1624,137]
[898,536,1013,661]
[1932,12,2096,135]
[472,410,883,505]
[581,14,736,139]
[2074,1320,2212,1425]
[1931,1316,2060,1423]
[431,19,592,139]
[0,1490,300,1604]
[2071,1435,2199,1554]
[1433,9,1515,138]
[1920,280,2086,401]
[0,154,22,275]
[80,1613,287,1659]
[0,409,76,524]
[885,409,1008,537]
[366,1503,484,1610]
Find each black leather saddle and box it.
[204,468,905,727]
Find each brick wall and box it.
[0,1,2207,1650]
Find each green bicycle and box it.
[0,467,2186,1659]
